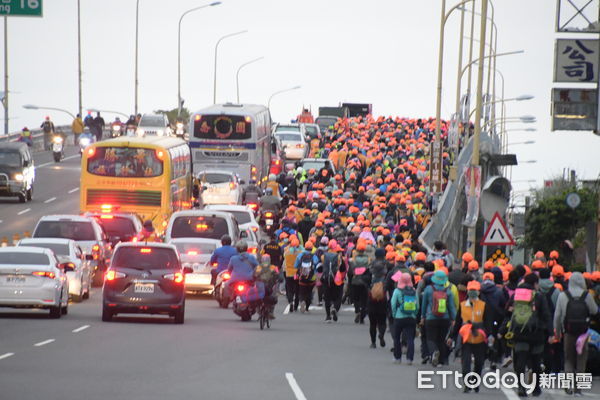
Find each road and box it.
[0,145,82,242]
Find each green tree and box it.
[153,107,191,125]
[524,186,597,267]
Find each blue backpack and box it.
[400,288,418,316]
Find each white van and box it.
[165,210,241,244]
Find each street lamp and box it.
[177,2,222,116]
[213,30,248,104]
[23,104,76,120]
[236,56,264,103]
[267,86,301,110]
[134,0,140,116]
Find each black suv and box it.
[102,243,191,323]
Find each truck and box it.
[318,106,349,119]
[342,103,372,118]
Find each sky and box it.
[3,0,600,200]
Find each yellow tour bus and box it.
[80,136,192,234]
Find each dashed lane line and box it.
[68,188,79,194]
[44,197,56,204]
[36,154,80,169]
[285,373,308,400]
[33,339,55,347]
[283,304,290,315]
[72,325,90,333]
[0,353,14,360]
[17,208,31,216]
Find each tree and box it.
[153,107,191,125]
[524,185,597,268]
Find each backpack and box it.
[322,252,338,284]
[565,291,590,336]
[351,254,370,286]
[543,286,556,313]
[400,288,418,316]
[432,287,449,317]
[510,288,537,334]
[370,281,385,301]
[298,253,314,282]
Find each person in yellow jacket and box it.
[447,280,493,393]
[71,113,85,145]
[265,174,280,198]
[283,237,303,312]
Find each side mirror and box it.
[60,263,75,272]
[85,254,94,261]
[183,267,194,275]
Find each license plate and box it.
[134,283,154,293]
[235,296,242,304]
[52,143,62,151]
[266,219,273,225]
[6,276,25,284]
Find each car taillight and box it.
[164,272,184,283]
[33,271,55,279]
[132,236,138,242]
[211,262,218,268]
[100,215,114,219]
[265,212,273,218]
[65,263,75,270]
[92,244,100,252]
[251,226,258,232]
[187,250,198,256]
[105,270,126,281]
[296,143,304,148]
[229,182,236,190]
[236,283,246,293]
[100,204,112,212]
[140,248,152,253]
[222,272,231,280]
[275,160,281,165]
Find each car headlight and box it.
[14,173,24,181]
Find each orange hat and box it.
[497,259,507,266]
[290,237,300,247]
[583,272,592,280]
[524,266,532,275]
[482,272,494,281]
[462,252,474,263]
[385,252,396,261]
[467,280,481,291]
[395,253,406,262]
[534,251,545,259]
[502,271,509,282]
[484,260,495,271]
[531,260,544,270]
[356,242,367,252]
[414,274,422,284]
[415,252,426,262]
[468,260,479,271]
[305,241,313,250]
[504,263,514,272]
[551,265,564,277]
[438,266,449,275]
[549,250,559,259]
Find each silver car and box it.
[169,238,221,293]
[18,238,93,302]
[0,246,71,318]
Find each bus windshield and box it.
[193,115,251,140]
[87,147,163,177]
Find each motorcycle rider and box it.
[111,117,124,137]
[260,187,282,214]
[136,220,160,242]
[40,116,55,151]
[254,254,282,319]
[209,235,238,286]
[226,240,258,290]
[265,174,281,198]
[242,179,263,204]
[19,127,33,147]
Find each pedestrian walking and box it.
[71,113,84,145]
[40,116,55,151]
[319,240,344,322]
[283,237,303,312]
[391,272,418,364]
[350,241,370,324]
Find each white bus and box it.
[189,103,272,185]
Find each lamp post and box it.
[236,56,264,103]
[23,104,76,120]
[177,2,222,116]
[213,30,248,104]
[267,86,301,110]
[77,0,82,118]
[134,0,140,116]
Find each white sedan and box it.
[275,131,308,160]
[197,170,243,205]
[169,238,221,293]
[18,238,93,302]
[0,246,71,318]
[203,204,260,234]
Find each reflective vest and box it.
[21,130,31,137]
[266,181,280,197]
[459,299,486,344]
[284,248,301,277]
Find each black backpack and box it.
[321,252,339,284]
[565,291,590,336]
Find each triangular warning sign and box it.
[480,212,515,246]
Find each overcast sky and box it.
[4,0,600,199]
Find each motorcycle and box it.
[243,191,261,215]
[125,124,136,137]
[259,209,279,236]
[78,133,94,157]
[231,280,264,322]
[213,268,231,309]
[52,135,64,163]
[110,124,123,138]
[175,122,188,141]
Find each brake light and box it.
[65,263,75,270]
[296,143,304,148]
[33,271,55,279]
[265,212,273,218]
[92,244,100,252]
[275,160,281,165]
[236,284,246,292]
[245,116,251,123]
[251,166,257,173]
[140,248,152,253]
[132,236,138,242]
[248,203,258,210]
[100,204,112,212]
[100,215,114,219]
[187,250,198,256]
[211,262,218,267]
[105,270,126,281]
[195,115,202,121]
[156,150,165,160]
[251,226,258,232]
[164,272,184,283]
[87,147,95,157]
[196,223,208,230]
[229,182,236,190]
[222,272,231,280]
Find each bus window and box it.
[87,147,163,178]
[193,115,251,140]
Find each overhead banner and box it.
[554,39,599,83]
[428,140,444,194]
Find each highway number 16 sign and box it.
[0,0,43,17]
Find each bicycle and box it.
[258,299,271,330]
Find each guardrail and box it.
[0,125,111,152]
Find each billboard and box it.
[551,88,598,131]
[554,39,599,83]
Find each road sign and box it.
[0,0,43,17]
[556,0,599,33]
[554,39,599,83]
[551,88,598,131]
[428,140,444,194]
[481,212,515,246]
[566,192,581,209]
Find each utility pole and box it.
[77,0,82,117]
[3,16,8,135]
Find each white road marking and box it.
[44,197,56,204]
[17,208,31,215]
[285,373,307,400]
[72,325,90,333]
[36,154,80,169]
[342,307,355,312]
[68,188,79,194]
[501,388,521,400]
[0,352,14,360]
[307,305,323,311]
[283,304,290,315]
[34,339,55,347]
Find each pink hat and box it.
[397,272,413,289]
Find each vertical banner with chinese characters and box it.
[428,140,444,194]
[554,39,599,83]
[463,165,481,228]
